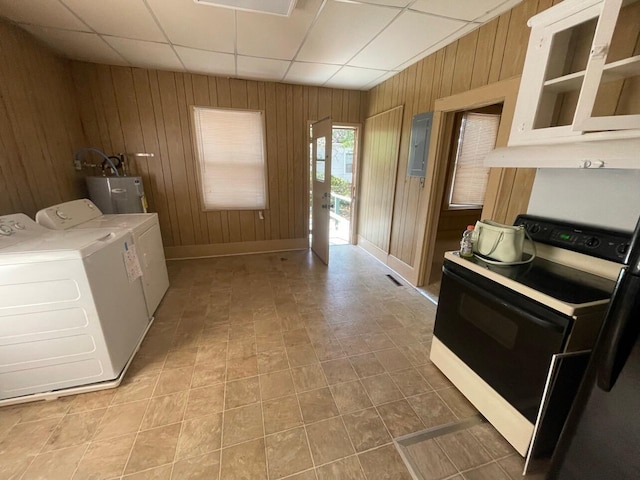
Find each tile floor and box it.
[0,246,529,480]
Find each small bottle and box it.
[460,225,475,258]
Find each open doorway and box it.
[309,123,360,247]
[424,104,503,299]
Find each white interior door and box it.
[311,117,332,264]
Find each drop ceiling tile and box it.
[296,0,397,64]
[323,66,387,90]
[175,46,236,77]
[349,10,466,70]
[103,37,183,71]
[0,0,87,30]
[355,0,411,7]
[237,0,323,60]
[363,69,399,89]
[476,0,523,22]
[60,0,165,42]
[237,56,290,81]
[284,62,341,85]
[21,25,128,65]
[145,0,235,52]
[410,0,505,21]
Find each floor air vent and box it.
[386,274,402,286]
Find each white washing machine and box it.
[36,199,169,318]
[0,214,151,404]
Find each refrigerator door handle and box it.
[597,271,640,391]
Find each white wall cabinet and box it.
[508,0,640,149]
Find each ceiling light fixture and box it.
[193,0,298,17]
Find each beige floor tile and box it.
[298,388,339,424]
[404,438,458,480]
[124,423,181,474]
[72,433,136,480]
[67,390,116,414]
[349,353,386,378]
[257,348,290,374]
[360,374,404,405]
[222,403,263,447]
[316,455,367,480]
[122,464,172,479]
[141,391,188,430]
[22,444,86,480]
[400,343,432,366]
[330,380,373,414]
[171,451,220,480]
[184,385,225,419]
[469,423,515,459]
[463,462,511,480]
[263,395,303,435]
[225,377,260,409]
[260,370,296,401]
[407,392,457,428]
[292,364,328,393]
[358,444,412,480]
[416,363,454,390]
[313,340,346,361]
[342,408,391,452]
[363,333,395,351]
[220,438,267,480]
[0,417,60,461]
[377,399,424,437]
[176,413,223,460]
[338,336,371,356]
[389,368,432,397]
[436,430,493,471]
[286,344,319,367]
[43,408,106,452]
[154,367,194,396]
[227,354,259,380]
[306,416,355,465]
[0,455,32,479]
[192,362,226,388]
[321,358,359,385]
[14,397,73,423]
[111,373,159,405]
[374,348,412,372]
[438,387,479,419]
[283,469,317,480]
[266,427,313,479]
[498,455,543,479]
[195,343,227,365]
[164,347,199,370]
[93,400,148,441]
[256,332,283,352]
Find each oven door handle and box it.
[444,265,567,333]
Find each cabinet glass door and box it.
[574,0,640,131]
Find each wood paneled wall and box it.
[0,20,86,217]
[70,63,366,251]
[358,0,560,270]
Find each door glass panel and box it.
[533,18,598,129]
[315,136,326,182]
[590,0,640,119]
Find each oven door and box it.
[435,259,572,422]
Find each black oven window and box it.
[460,293,518,349]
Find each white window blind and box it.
[192,107,267,210]
[449,112,501,207]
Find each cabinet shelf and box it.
[543,55,640,94]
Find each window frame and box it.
[190,105,269,212]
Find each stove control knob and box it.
[617,243,629,256]
[0,225,13,236]
[585,237,600,248]
[529,224,541,234]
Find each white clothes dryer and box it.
[37,199,169,318]
[0,214,150,404]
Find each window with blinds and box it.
[192,106,267,210]
[448,112,501,208]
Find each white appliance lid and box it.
[36,199,103,230]
[76,213,157,231]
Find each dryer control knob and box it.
[56,210,68,220]
[0,225,13,236]
[13,222,25,230]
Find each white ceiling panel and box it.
[175,46,236,76]
[237,56,290,81]
[476,0,523,22]
[324,66,387,90]
[411,0,505,21]
[237,0,323,60]
[296,0,396,64]
[349,10,466,70]
[0,0,87,30]
[284,62,341,85]
[22,25,128,65]
[355,0,411,7]
[104,37,183,71]
[61,0,165,42]
[363,69,398,90]
[145,0,235,52]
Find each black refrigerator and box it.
[548,217,640,479]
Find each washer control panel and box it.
[36,199,102,230]
[0,214,47,248]
[515,214,631,263]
